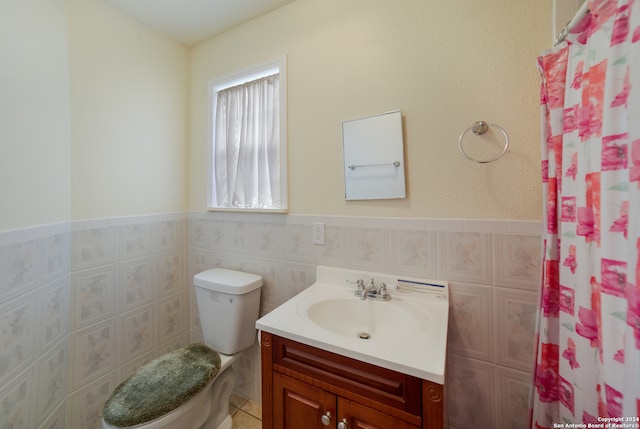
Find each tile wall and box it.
[0,222,70,429]
[0,211,541,428]
[0,213,190,429]
[188,212,543,429]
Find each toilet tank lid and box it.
[194,268,263,294]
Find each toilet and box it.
[101,268,262,429]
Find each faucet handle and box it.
[379,282,387,297]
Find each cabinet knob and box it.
[320,411,332,426]
[338,418,349,429]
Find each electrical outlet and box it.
[312,222,325,245]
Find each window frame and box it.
[206,56,288,213]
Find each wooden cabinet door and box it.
[338,397,422,429]
[273,373,336,429]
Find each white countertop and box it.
[256,266,449,384]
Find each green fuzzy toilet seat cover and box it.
[102,343,221,427]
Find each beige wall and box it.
[68,0,189,220]
[189,0,551,220]
[0,0,554,229]
[0,0,189,229]
[0,0,71,231]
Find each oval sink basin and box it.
[302,297,430,340]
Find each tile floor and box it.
[230,393,262,428]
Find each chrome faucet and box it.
[352,278,391,301]
[366,278,377,295]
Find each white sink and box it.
[256,266,449,384]
[302,296,430,340]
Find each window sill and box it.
[206,207,288,214]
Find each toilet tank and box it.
[193,268,263,355]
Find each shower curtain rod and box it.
[553,2,590,46]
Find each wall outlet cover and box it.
[312,222,325,245]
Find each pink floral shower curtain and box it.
[532,0,640,427]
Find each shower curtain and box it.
[531,0,640,426]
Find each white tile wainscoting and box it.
[0,212,541,428]
[0,222,71,429]
[188,212,542,429]
[0,214,190,429]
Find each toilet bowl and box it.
[102,352,236,429]
[101,268,262,429]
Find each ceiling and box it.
[104,0,297,47]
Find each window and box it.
[207,57,287,211]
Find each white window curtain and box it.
[214,73,280,209]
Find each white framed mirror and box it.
[342,110,406,200]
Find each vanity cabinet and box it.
[261,332,444,429]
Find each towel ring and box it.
[458,121,509,164]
